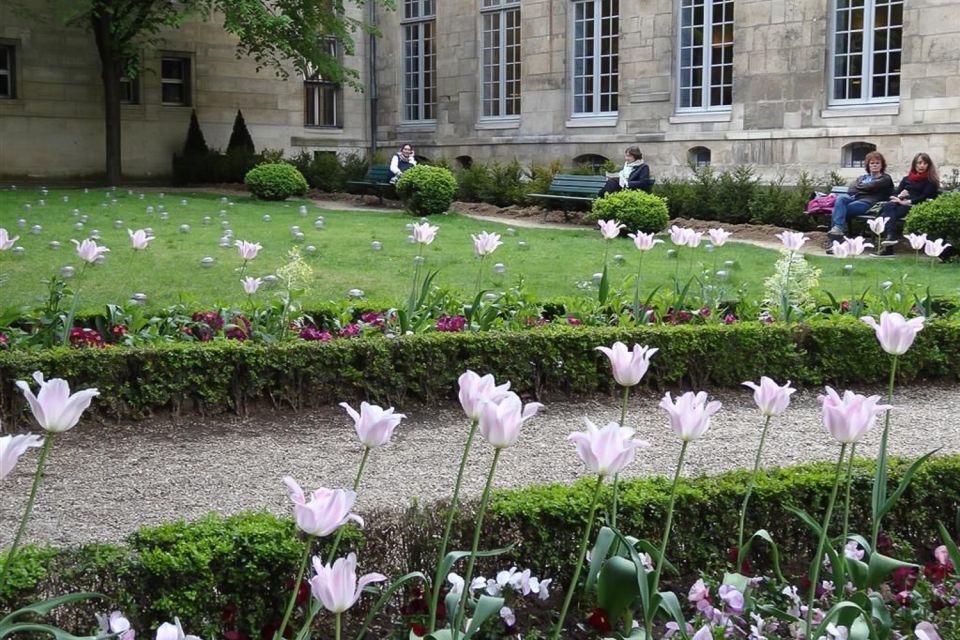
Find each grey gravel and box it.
[2,383,958,548]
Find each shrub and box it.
[711,165,758,224]
[905,191,960,251]
[525,161,564,199]
[395,164,458,216]
[585,190,670,234]
[340,151,370,184]
[226,110,256,155]
[653,178,697,219]
[244,163,309,200]
[182,110,209,158]
[297,152,344,192]
[479,159,527,207]
[748,174,817,230]
[455,162,492,202]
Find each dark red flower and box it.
[891,566,918,591]
[299,327,332,342]
[924,561,954,583]
[361,311,385,328]
[223,631,248,640]
[894,590,912,606]
[337,323,362,338]
[586,608,612,633]
[727,546,750,574]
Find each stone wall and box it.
[0,5,371,179]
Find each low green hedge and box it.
[4,456,959,637]
[2,318,959,423]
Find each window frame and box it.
[570,0,620,118]
[160,54,192,107]
[119,75,140,105]
[480,0,521,120]
[828,0,902,106]
[0,42,17,99]
[676,0,734,113]
[401,0,437,123]
[303,40,341,128]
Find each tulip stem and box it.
[326,446,371,565]
[452,448,502,640]
[428,418,479,632]
[551,474,604,640]
[408,245,423,315]
[646,440,688,639]
[871,354,898,550]
[633,252,645,324]
[0,434,54,589]
[335,612,342,640]
[737,414,772,568]
[611,386,630,530]
[275,535,314,640]
[61,263,88,346]
[837,442,857,590]
[475,257,485,298]
[805,443,847,640]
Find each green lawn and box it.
[1,188,958,314]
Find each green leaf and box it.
[421,630,452,640]
[937,521,960,570]
[785,505,823,538]
[436,545,514,592]
[0,623,97,640]
[757,605,800,624]
[877,449,939,522]
[586,526,617,591]
[354,571,427,640]
[599,265,610,305]
[463,594,505,639]
[813,600,875,640]
[0,593,103,628]
[848,534,873,557]
[866,551,916,589]
[738,529,786,583]
[721,572,749,593]
[656,591,687,640]
[596,556,641,624]
[844,555,869,591]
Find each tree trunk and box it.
[91,9,123,185]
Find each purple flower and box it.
[337,323,362,338]
[299,327,332,342]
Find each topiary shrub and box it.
[227,109,256,155]
[244,163,309,201]
[395,164,458,216]
[585,190,670,234]
[905,192,960,257]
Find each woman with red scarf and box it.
[875,153,941,255]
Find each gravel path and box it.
[3,383,958,548]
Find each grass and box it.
[1,187,958,314]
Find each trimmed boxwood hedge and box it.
[4,456,959,638]
[2,318,959,423]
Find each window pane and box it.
[162,84,184,104]
[161,59,184,80]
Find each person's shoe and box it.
[881,239,899,247]
[827,225,846,236]
[870,246,895,257]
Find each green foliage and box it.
[905,192,960,249]
[480,160,528,207]
[3,319,960,422]
[586,190,670,234]
[244,163,309,201]
[226,110,256,155]
[748,174,817,230]
[182,110,208,158]
[710,165,758,224]
[455,163,492,203]
[339,151,370,184]
[396,165,458,216]
[525,161,565,198]
[297,152,345,192]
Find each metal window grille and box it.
[831,0,901,103]
[402,0,436,121]
[160,56,190,106]
[0,45,15,98]
[571,0,619,115]
[678,0,733,110]
[481,1,521,118]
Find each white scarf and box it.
[619,160,643,188]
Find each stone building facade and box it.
[1,1,958,181]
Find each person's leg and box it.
[600,178,621,196]
[883,204,909,240]
[845,199,873,218]
[830,195,852,234]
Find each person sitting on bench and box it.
[828,151,894,236]
[600,146,653,195]
[389,144,417,184]
[874,153,941,255]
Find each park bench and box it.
[346,164,393,204]
[527,174,608,221]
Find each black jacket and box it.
[893,176,939,205]
[849,173,894,204]
[624,163,653,192]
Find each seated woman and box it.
[600,146,653,195]
[828,150,894,236]
[874,153,940,255]
[389,144,416,184]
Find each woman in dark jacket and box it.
[878,153,940,249]
[828,151,894,236]
[600,146,653,195]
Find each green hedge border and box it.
[4,456,958,637]
[2,318,959,423]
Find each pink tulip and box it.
[241,276,262,295]
[0,433,44,480]
[708,228,732,247]
[458,370,512,420]
[685,230,704,248]
[691,626,713,640]
[235,240,262,261]
[0,228,19,251]
[567,418,649,477]
[934,545,950,565]
[659,391,722,442]
[478,392,542,449]
[905,233,928,251]
[924,238,951,258]
[96,611,135,640]
[776,231,809,251]
[742,376,795,417]
[156,618,200,640]
[627,231,663,251]
[669,225,690,246]
[309,552,386,613]
[830,240,851,259]
[820,386,891,444]
[916,622,942,640]
[72,238,110,264]
[867,217,887,236]
[472,231,503,257]
[845,236,873,256]
[595,341,658,387]
[412,221,440,245]
[597,219,625,240]
[128,229,153,250]
[339,401,406,448]
[15,371,99,433]
[688,579,709,603]
[282,477,364,537]
[861,311,925,355]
